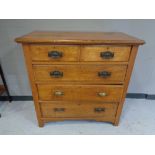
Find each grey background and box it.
[0,19,154,95]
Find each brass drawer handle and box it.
[100,51,114,59]
[54,91,64,96]
[98,71,111,78]
[54,108,65,112]
[48,51,63,59]
[50,71,63,78]
[94,108,105,112]
[98,92,107,97]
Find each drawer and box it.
[33,65,127,83]
[37,84,123,102]
[40,102,118,118]
[30,45,80,61]
[81,46,131,62]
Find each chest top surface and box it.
[15,31,145,45]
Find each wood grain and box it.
[22,44,44,127]
[15,31,144,127]
[30,45,80,61]
[37,84,124,102]
[114,46,139,126]
[81,46,131,62]
[33,64,127,83]
[42,117,115,124]
[40,102,118,118]
[15,31,145,45]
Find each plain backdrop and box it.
[0,19,154,95]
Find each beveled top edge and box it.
[15,31,145,45]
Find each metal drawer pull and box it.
[54,91,64,96]
[50,71,63,78]
[48,51,63,58]
[100,51,114,59]
[54,108,65,112]
[98,71,111,78]
[94,108,105,112]
[98,92,107,97]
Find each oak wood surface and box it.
[15,31,145,45]
[81,46,131,62]
[15,31,144,127]
[32,61,129,65]
[114,46,139,126]
[30,45,131,62]
[40,102,118,118]
[33,64,127,83]
[30,45,80,61]
[22,44,44,127]
[42,117,115,124]
[37,84,123,102]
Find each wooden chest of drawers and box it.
[15,31,144,127]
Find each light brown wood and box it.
[114,46,139,126]
[22,44,44,127]
[15,31,145,45]
[37,84,124,102]
[30,45,80,61]
[81,46,131,62]
[15,31,144,127]
[33,64,127,83]
[32,61,129,65]
[41,117,115,124]
[40,102,118,118]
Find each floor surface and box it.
[0,99,155,135]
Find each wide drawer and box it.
[33,65,127,83]
[40,102,118,118]
[30,45,80,61]
[37,84,123,102]
[81,46,131,62]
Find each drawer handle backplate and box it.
[98,71,111,78]
[98,92,107,97]
[54,91,64,96]
[100,51,114,59]
[94,108,105,112]
[54,108,65,112]
[48,51,63,59]
[50,71,63,78]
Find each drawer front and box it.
[30,45,80,61]
[38,85,123,102]
[33,65,127,83]
[81,46,131,62]
[40,102,118,118]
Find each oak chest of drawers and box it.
[15,31,144,127]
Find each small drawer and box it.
[37,84,123,102]
[40,102,118,118]
[30,45,80,61]
[33,65,127,83]
[80,46,131,62]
